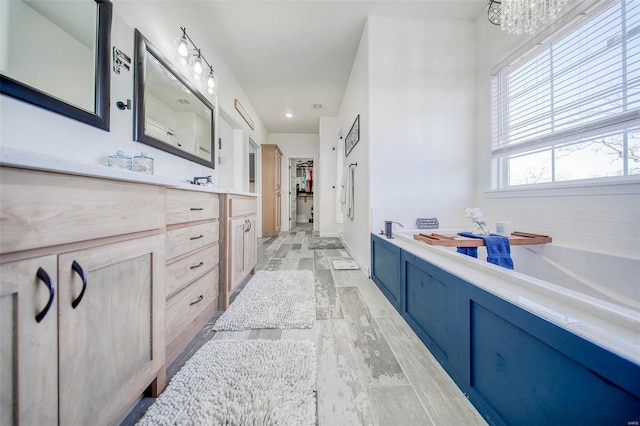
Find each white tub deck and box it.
[387,229,640,365]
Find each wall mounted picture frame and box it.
[345,114,360,157]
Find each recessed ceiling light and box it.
[285,112,293,119]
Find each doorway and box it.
[289,158,314,230]
[248,139,258,193]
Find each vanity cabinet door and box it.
[0,256,58,426]
[244,215,257,274]
[230,216,248,294]
[57,235,164,425]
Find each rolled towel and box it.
[458,232,514,270]
[456,246,478,258]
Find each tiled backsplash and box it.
[372,197,640,259]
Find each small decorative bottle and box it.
[133,152,154,175]
[107,150,132,171]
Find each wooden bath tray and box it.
[414,231,552,247]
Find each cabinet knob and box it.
[35,267,55,323]
[70,260,87,309]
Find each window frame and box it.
[490,0,640,192]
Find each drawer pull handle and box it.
[190,207,204,211]
[190,235,204,240]
[35,267,55,323]
[190,295,204,306]
[190,261,204,270]
[71,260,87,309]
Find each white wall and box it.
[318,117,340,236]
[473,8,640,258]
[0,5,268,186]
[338,21,370,271]
[267,133,319,232]
[337,16,476,272]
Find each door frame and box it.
[289,157,314,230]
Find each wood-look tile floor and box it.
[123,224,487,426]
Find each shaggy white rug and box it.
[138,339,317,426]
[213,270,315,331]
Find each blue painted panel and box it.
[404,260,448,359]
[370,235,401,308]
[471,301,640,425]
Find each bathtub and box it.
[371,230,640,425]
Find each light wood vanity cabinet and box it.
[0,167,165,426]
[220,194,257,309]
[163,189,220,373]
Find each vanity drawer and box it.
[166,189,219,225]
[230,196,257,217]
[166,243,219,297]
[165,267,218,361]
[165,222,219,260]
[0,167,164,254]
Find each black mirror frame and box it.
[0,0,112,131]
[133,29,215,169]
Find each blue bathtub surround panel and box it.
[458,232,513,269]
[371,236,402,309]
[456,246,478,258]
[369,234,640,426]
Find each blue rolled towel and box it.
[456,246,478,258]
[458,232,514,270]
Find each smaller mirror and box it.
[0,0,111,130]
[134,29,215,168]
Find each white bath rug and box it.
[213,270,315,331]
[338,249,350,258]
[332,260,360,270]
[137,339,317,426]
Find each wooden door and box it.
[275,149,282,233]
[0,256,58,426]
[57,235,164,425]
[230,216,247,294]
[244,215,257,273]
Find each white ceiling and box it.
[114,1,486,134]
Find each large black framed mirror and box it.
[0,0,112,131]
[133,29,215,168]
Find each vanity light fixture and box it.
[174,27,219,94]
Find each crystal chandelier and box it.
[488,0,569,35]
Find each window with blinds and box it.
[491,0,640,188]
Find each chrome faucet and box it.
[191,176,212,185]
[384,221,404,239]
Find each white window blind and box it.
[492,0,640,187]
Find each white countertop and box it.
[377,231,640,365]
[0,147,259,197]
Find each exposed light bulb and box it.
[193,53,203,74]
[207,71,215,88]
[178,37,189,57]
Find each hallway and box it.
[126,224,485,425]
